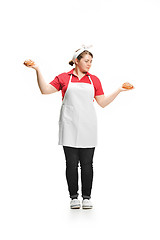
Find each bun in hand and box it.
[24,59,35,67]
[122,82,134,89]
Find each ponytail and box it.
[69,60,74,66]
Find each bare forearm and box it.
[102,88,121,108]
[35,67,48,94]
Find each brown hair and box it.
[69,50,93,66]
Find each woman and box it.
[24,45,134,209]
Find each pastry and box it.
[122,82,134,89]
[24,59,35,67]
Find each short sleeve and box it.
[49,76,62,91]
[94,76,104,96]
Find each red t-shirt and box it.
[49,69,104,101]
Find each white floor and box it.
[1,144,160,240]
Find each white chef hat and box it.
[72,44,93,63]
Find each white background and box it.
[0,0,160,239]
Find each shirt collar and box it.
[67,68,90,76]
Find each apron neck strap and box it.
[88,75,93,86]
[69,74,72,84]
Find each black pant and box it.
[63,146,95,199]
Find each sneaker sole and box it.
[70,205,81,209]
[82,206,93,209]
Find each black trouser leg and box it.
[79,147,95,199]
[63,146,79,199]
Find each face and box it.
[75,54,93,73]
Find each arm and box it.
[35,67,58,94]
[95,86,134,108]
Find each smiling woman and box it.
[23,44,134,209]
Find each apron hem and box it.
[58,143,97,148]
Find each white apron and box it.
[58,73,97,148]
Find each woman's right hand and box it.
[23,59,39,70]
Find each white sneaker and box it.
[82,199,93,209]
[70,199,81,209]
